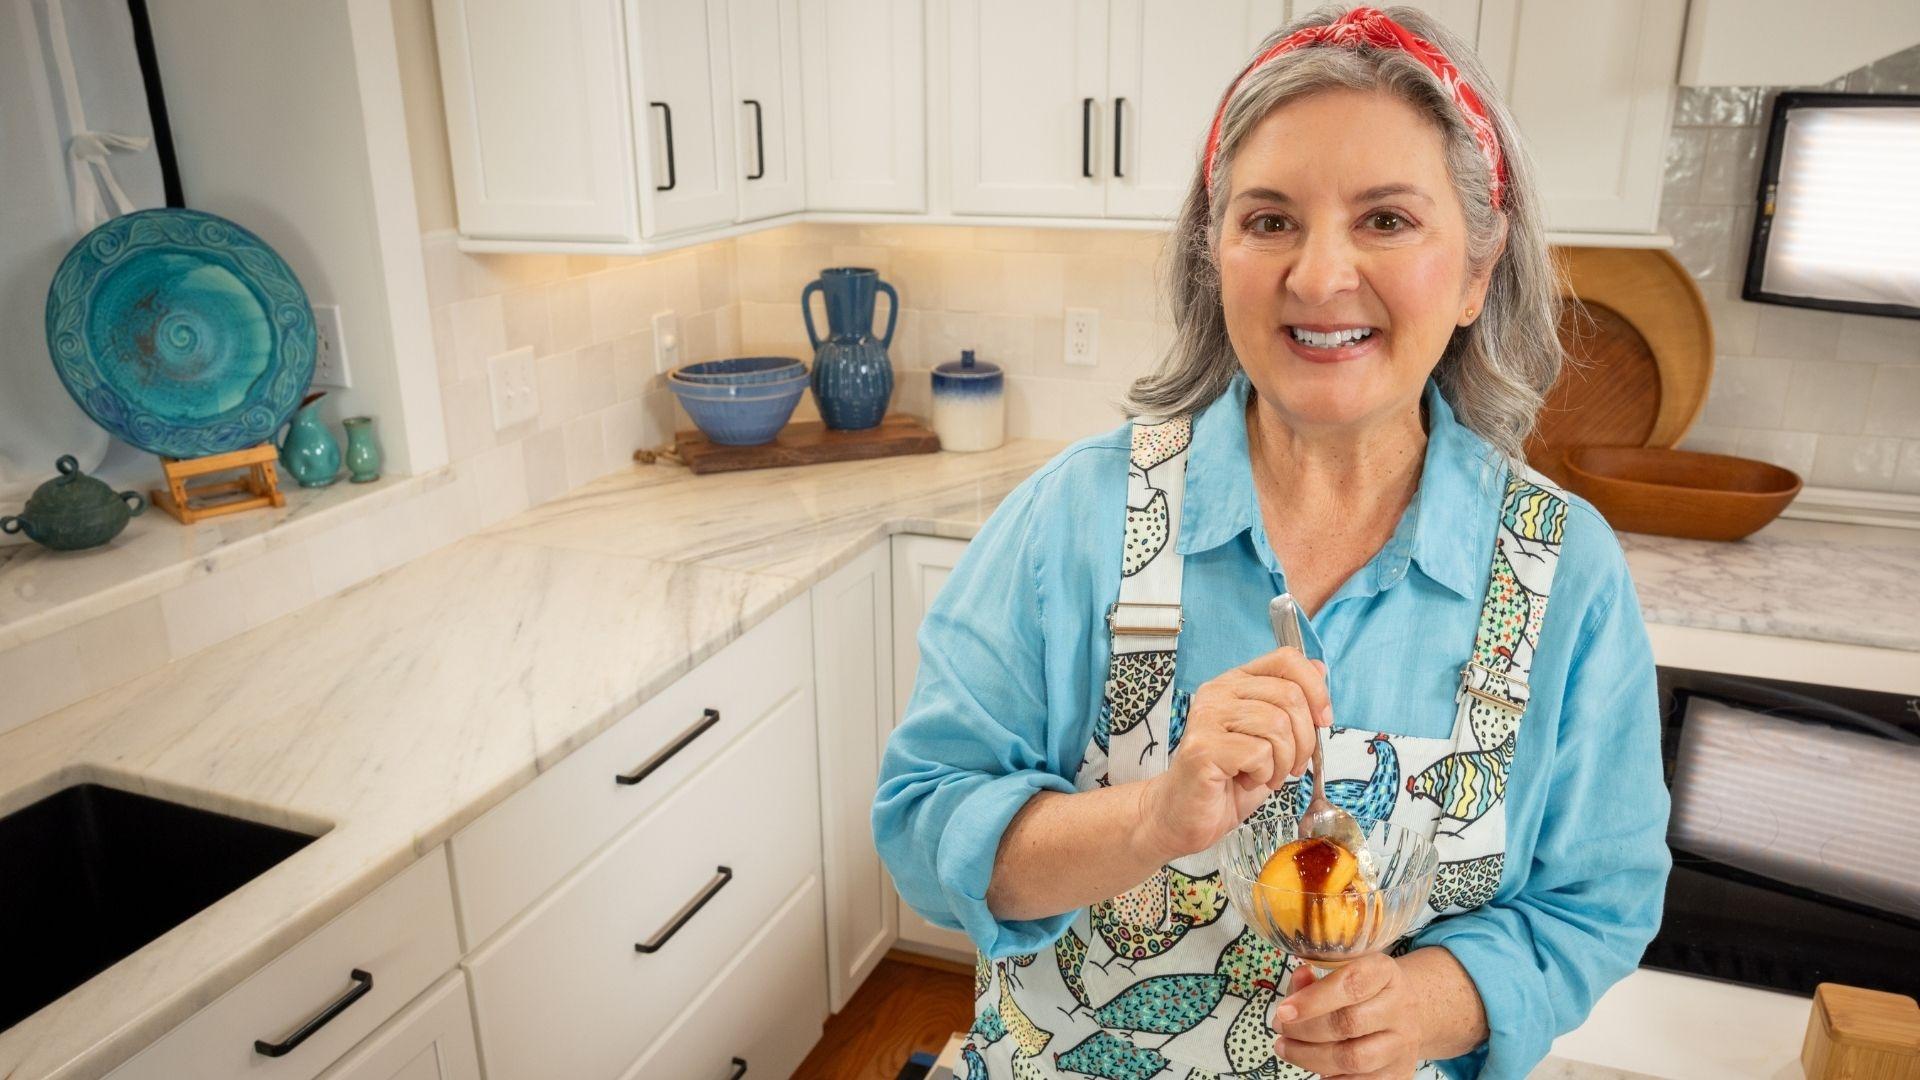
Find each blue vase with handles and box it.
[802,267,897,431]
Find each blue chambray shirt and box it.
[873,372,1671,1079]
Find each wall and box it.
[1664,46,1920,494]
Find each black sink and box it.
[0,783,320,1033]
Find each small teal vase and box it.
[802,267,897,431]
[278,392,341,488]
[343,416,382,483]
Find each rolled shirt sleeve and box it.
[872,468,1083,960]
[1414,531,1673,1079]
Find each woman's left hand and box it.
[1271,954,1424,1080]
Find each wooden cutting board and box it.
[665,413,941,475]
[1527,247,1714,485]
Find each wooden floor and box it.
[791,951,974,1080]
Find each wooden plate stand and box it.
[150,444,287,524]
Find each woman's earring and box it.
[1463,306,1477,324]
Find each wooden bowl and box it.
[1561,446,1801,541]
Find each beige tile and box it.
[1699,355,1791,428]
[501,287,553,355]
[890,309,926,368]
[1865,365,1920,438]
[1839,313,1920,366]
[236,541,319,629]
[888,249,946,311]
[563,413,607,488]
[777,244,838,303]
[740,301,810,355]
[921,311,982,372]
[1659,204,1739,281]
[1661,128,1709,205]
[1897,440,1920,494]
[1063,252,1156,318]
[1753,303,1843,364]
[549,277,592,352]
[681,309,720,364]
[576,340,619,412]
[696,241,737,310]
[441,377,496,461]
[421,233,466,309]
[431,305,458,386]
[1002,253,1067,318]
[1700,127,1763,206]
[566,253,612,277]
[943,250,1007,313]
[736,246,785,303]
[0,630,86,736]
[588,269,639,343]
[1004,374,1127,441]
[70,596,170,699]
[975,314,1036,375]
[536,350,581,431]
[1809,434,1902,491]
[161,567,254,659]
[613,329,658,401]
[714,303,741,355]
[829,244,892,275]
[1783,360,1875,434]
[1734,428,1818,477]
[449,295,506,384]
[665,252,703,318]
[463,442,531,528]
[1699,283,1760,356]
[522,428,570,507]
[1677,424,1742,456]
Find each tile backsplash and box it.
[1663,46,1920,494]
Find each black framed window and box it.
[1741,91,1920,321]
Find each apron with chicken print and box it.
[962,414,1570,1080]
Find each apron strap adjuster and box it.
[1107,601,1183,638]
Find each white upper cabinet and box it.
[630,0,738,236]
[948,0,1282,221]
[1107,0,1280,219]
[1478,0,1687,235]
[800,0,927,212]
[729,0,808,220]
[433,0,638,241]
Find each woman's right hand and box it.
[1133,647,1332,862]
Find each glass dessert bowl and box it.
[1217,816,1440,972]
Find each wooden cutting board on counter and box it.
[664,413,941,475]
[1527,247,1714,486]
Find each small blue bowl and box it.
[669,376,805,446]
[669,356,806,386]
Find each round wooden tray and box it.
[1528,247,1715,484]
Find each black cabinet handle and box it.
[729,1058,749,1079]
[1113,97,1126,179]
[636,866,732,954]
[744,99,766,180]
[1081,97,1094,178]
[616,708,720,786]
[651,101,676,191]
[252,969,372,1058]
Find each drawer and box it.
[464,689,820,1080]
[450,596,811,948]
[315,970,480,1080]
[621,874,830,1080]
[110,848,461,1080]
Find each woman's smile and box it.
[1280,323,1384,364]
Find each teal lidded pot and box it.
[1,456,145,551]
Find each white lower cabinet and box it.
[463,687,821,1079]
[109,850,462,1080]
[888,534,976,961]
[315,972,481,1080]
[620,875,830,1079]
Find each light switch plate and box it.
[488,346,539,429]
[1065,307,1099,367]
[652,310,680,374]
[312,304,352,388]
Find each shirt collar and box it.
[1174,372,1502,600]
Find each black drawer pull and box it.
[635,866,732,954]
[1081,97,1094,178]
[1113,96,1126,178]
[252,968,372,1057]
[651,101,676,191]
[744,99,766,180]
[729,1058,749,1079]
[616,708,721,786]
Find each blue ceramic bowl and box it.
[669,376,805,446]
[669,356,806,386]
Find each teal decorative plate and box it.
[44,208,316,459]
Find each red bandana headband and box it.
[1202,6,1509,210]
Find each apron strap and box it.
[1099,415,1194,785]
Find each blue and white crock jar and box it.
[930,349,1003,452]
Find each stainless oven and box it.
[1647,668,1920,998]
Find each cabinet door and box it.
[315,973,480,1080]
[811,542,897,1012]
[888,534,976,961]
[1106,0,1281,220]
[631,0,739,236]
[1478,0,1686,234]
[948,0,1110,217]
[729,0,807,220]
[800,0,926,212]
[434,0,638,242]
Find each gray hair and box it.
[1126,4,1566,463]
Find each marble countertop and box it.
[0,441,1902,1078]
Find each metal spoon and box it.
[1267,594,1369,857]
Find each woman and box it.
[874,6,1670,1079]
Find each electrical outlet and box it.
[652,310,681,374]
[1065,307,1099,367]
[488,346,540,429]
[312,304,352,388]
